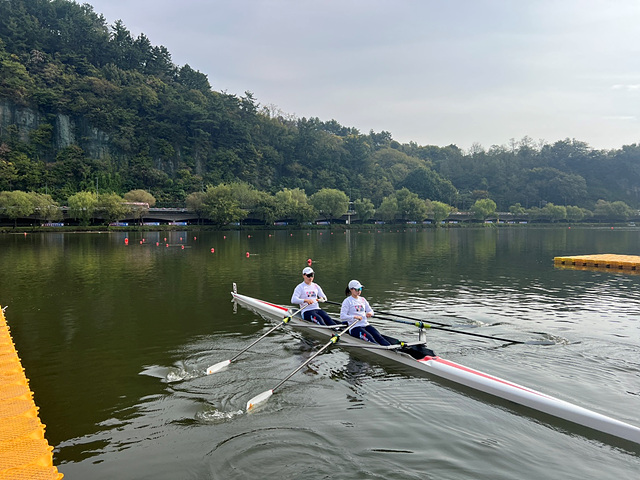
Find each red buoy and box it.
[246,251,250,257]
[211,248,215,253]
[124,238,129,245]
[307,258,312,266]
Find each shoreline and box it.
[1,222,636,234]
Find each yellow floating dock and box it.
[554,254,640,271]
[0,306,63,480]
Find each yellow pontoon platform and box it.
[0,306,63,479]
[554,254,640,272]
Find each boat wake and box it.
[139,364,201,383]
[165,367,201,382]
[530,332,570,345]
[196,408,244,423]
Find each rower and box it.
[340,280,391,346]
[291,267,339,326]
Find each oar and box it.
[325,300,458,329]
[324,301,552,345]
[375,314,554,345]
[246,321,355,411]
[206,303,310,375]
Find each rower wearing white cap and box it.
[340,280,390,346]
[291,267,339,326]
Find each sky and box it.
[85,0,640,151]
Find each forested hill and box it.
[1,0,640,211]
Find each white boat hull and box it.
[231,290,640,444]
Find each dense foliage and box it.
[1,0,640,217]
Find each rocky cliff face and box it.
[0,100,111,160]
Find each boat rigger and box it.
[229,287,640,445]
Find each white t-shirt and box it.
[291,282,326,311]
[340,295,374,331]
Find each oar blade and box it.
[206,359,231,375]
[246,389,273,412]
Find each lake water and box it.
[1,226,639,479]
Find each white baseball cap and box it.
[302,267,314,275]
[348,280,363,290]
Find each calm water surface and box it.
[1,226,639,479]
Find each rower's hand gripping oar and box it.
[246,320,356,412]
[206,303,311,375]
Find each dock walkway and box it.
[554,254,640,271]
[0,306,63,480]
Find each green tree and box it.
[509,203,526,215]
[124,189,156,206]
[470,198,497,221]
[310,188,349,222]
[185,191,206,224]
[253,191,279,225]
[593,200,634,221]
[541,203,567,222]
[353,198,375,224]
[68,191,98,226]
[0,144,18,190]
[274,188,317,224]
[566,205,587,222]
[396,188,428,221]
[0,190,35,227]
[201,183,246,225]
[429,201,453,225]
[124,189,156,224]
[229,181,261,213]
[30,192,62,223]
[0,47,35,102]
[400,165,458,204]
[97,192,130,224]
[376,196,398,222]
[11,152,46,193]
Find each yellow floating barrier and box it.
[554,254,640,272]
[0,306,63,480]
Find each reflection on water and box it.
[1,227,639,479]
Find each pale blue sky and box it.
[86,0,640,151]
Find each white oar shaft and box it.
[271,330,343,392]
[246,321,355,412]
[207,303,310,375]
[229,321,286,362]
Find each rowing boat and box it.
[230,285,640,444]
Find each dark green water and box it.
[1,226,639,479]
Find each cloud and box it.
[85,0,640,149]
[611,84,640,91]
[603,115,637,121]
